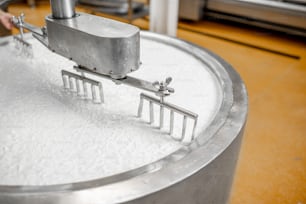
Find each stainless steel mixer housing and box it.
[49,0,140,79]
[46,13,140,79]
[13,0,140,79]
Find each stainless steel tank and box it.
[0,31,248,204]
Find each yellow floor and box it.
[7,3,306,204]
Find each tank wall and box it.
[126,127,245,204]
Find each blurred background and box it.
[1,0,305,203]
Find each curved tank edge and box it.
[125,125,246,204]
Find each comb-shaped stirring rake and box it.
[62,68,199,143]
[137,78,198,143]
[61,70,104,104]
[11,14,33,58]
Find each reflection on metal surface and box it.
[179,0,306,36]
[206,0,306,36]
[50,0,75,19]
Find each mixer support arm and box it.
[11,13,48,47]
[74,66,175,97]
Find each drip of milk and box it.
[0,35,221,186]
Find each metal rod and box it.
[191,119,198,141]
[50,0,75,19]
[138,97,144,117]
[128,0,133,23]
[140,93,198,119]
[76,79,82,96]
[18,26,24,40]
[160,105,164,129]
[170,110,174,135]
[92,84,98,103]
[149,101,154,124]
[74,66,161,95]
[99,83,104,103]
[182,115,187,141]
[62,75,69,89]
[84,82,89,98]
[69,76,75,92]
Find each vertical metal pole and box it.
[76,79,82,96]
[138,96,144,117]
[159,96,165,129]
[191,118,198,141]
[170,110,174,135]
[150,101,154,124]
[83,81,89,98]
[50,0,75,19]
[92,84,98,103]
[99,83,104,103]
[160,105,164,129]
[69,76,74,92]
[62,75,69,89]
[181,115,187,141]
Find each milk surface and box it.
[0,35,221,185]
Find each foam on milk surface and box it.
[0,36,222,185]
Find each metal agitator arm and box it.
[10,0,198,142]
[11,0,174,97]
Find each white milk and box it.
[0,35,221,185]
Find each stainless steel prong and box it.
[91,84,96,100]
[13,36,33,58]
[191,119,198,141]
[170,110,174,135]
[62,75,69,89]
[181,115,187,141]
[149,101,154,124]
[69,76,75,92]
[83,81,89,99]
[92,84,99,103]
[76,79,82,96]
[18,16,24,40]
[160,105,164,129]
[137,96,144,117]
[81,80,85,97]
[99,83,104,103]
